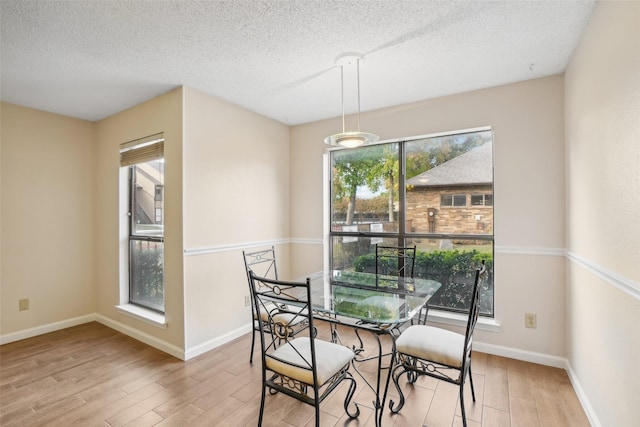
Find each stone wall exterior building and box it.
[406,142,493,237]
[406,184,493,234]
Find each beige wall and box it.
[291,75,568,357]
[565,2,640,426]
[1,103,95,336]
[181,87,290,351]
[94,88,185,351]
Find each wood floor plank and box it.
[388,382,434,427]
[510,396,540,427]
[424,380,459,427]
[118,357,184,394]
[333,404,375,427]
[483,355,510,412]
[0,321,591,427]
[506,357,536,400]
[105,385,175,427]
[0,375,57,412]
[154,403,205,426]
[53,386,128,426]
[122,409,164,427]
[534,387,572,426]
[71,382,165,426]
[456,370,486,423]
[190,396,246,426]
[482,406,511,427]
[7,395,86,427]
[216,393,262,426]
[194,366,261,410]
[557,381,591,426]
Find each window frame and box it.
[326,126,494,317]
[119,134,165,315]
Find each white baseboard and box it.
[94,313,185,360]
[566,363,602,427]
[473,340,568,368]
[0,312,249,362]
[184,323,252,360]
[0,314,96,345]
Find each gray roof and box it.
[406,142,493,187]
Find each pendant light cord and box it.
[356,58,361,133]
[340,65,345,133]
[340,57,363,134]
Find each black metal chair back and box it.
[243,246,278,281]
[242,246,278,364]
[375,244,417,277]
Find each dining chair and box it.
[375,244,428,323]
[249,271,360,427]
[242,246,306,364]
[388,261,487,427]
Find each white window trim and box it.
[116,304,167,329]
[427,309,500,332]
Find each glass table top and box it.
[305,270,442,326]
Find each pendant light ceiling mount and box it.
[324,53,379,148]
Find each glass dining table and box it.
[301,270,442,427]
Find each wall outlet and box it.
[19,298,30,311]
[525,312,537,329]
[245,295,251,307]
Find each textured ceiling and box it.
[0,0,596,125]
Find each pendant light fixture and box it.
[324,53,379,148]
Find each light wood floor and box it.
[0,321,590,427]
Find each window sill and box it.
[427,309,501,332]
[116,304,167,329]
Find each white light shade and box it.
[324,131,380,148]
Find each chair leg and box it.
[459,366,475,427]
[343,375,360,418]
[258,383,266,426]
[459,383,468,427]
[469,365,476,402]
[388,365,407,414]
[249,327,256,364]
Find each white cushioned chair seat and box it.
[266,337,354,385]
[272,312,306,327]
[257,303,305,326]
[256,302,278,321]
[396,325,465,368]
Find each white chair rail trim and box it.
[494,245,565,256]
[184,238,291,256]
[184,240,638,301]
[567,251,640,301]
[188,241,565,257]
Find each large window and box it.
[329,128,494,316]
[120,134,165,313]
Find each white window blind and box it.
[120,133,164,166]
